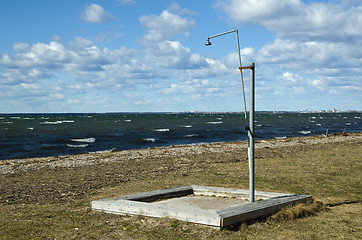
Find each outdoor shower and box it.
[205,29,255,202]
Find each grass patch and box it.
[268,199,326,222]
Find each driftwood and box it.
[324,129,329,137]
[342,126,348,136]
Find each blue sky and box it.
[0,0,361,113]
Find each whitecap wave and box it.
[70,137,96,143]
[207,121,223,124]
[143,138,156,142]
[299,131,311,135]
[183,134,198,138]
[41,121,63,124]
[27,127,34,130]
[91,149,115,153]
[41,120,74,124]
[124,119,131,122]
[153,128,169,132]
[274,136,287,139]
[315,123,322,126]
[67,144,88,148]
[180,125,192,128]
[345,123,351,125]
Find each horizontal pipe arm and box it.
[207,29,237,40]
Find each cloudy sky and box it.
[0,0,361,113]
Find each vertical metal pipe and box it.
[248,63,255,202]
[235,30,242,69]
[235,30,247,119]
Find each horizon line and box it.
[1,110,361,114]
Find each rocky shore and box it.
[1,132,361,175]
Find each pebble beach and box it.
[1,132,361,175]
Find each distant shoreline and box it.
[1,110,361,115]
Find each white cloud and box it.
[139,7,207,70]
[13,42,29,52]
[144,40,207,69]
[159,79,221,97]
[82,4,115,24]
[223,47,256,68]
[0,37,153,92]
[167,2,196,15]
[215,0,362,41]
[311,79,323,87]
[67,99,79,104]
[251,33,361,105]
[139,6,195,43]
[20,83,41,90]
[68,37,93,50]
[256,38,362,71]
[1,3,360,112]
[49,93,65,99]
[181,57,230,80]
[282,72,301,83]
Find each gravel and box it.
[1,133,361,175]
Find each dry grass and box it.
[0,133,361,239]
[268,199,326,222]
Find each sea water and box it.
[0,112,361,160]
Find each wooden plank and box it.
[217,195,312,227]
[117,186,193,202]
[91,199,221,226]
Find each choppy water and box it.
[0,112,361,160]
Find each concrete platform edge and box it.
[91,185,313,227]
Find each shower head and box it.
[205,39,212,46]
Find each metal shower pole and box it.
[206,30,256,203]
[248,63,255,202]
[241,63,255,203]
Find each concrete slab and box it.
[154,195,248,211]
[91,185,312,227]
